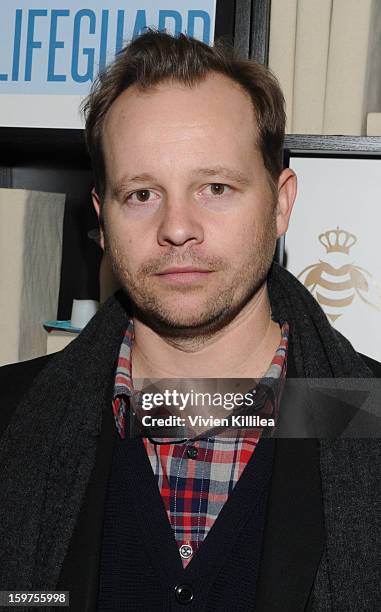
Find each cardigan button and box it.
[179,543,193,559]
[175,584,194,604]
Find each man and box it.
[0,31,380,612]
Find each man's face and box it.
[95,73,290,336]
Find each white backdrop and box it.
[286,156,381,361]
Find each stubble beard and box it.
[104,211,277,341]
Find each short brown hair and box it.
[82,30,286,201]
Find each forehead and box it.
[102,72,260,179]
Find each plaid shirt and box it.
[112,320,289,566]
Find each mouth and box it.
[155,267,213,284]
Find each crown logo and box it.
[318,226,357,254]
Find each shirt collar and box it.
[112,319,289,438]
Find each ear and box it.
[91,188,105,250]
[275,168,297,238]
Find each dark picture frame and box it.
[281,137,381,359]
[278,135,381,266]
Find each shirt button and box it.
[186,446,198,459]
[179,544,193,559]
[175,584,194,604]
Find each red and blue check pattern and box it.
[112,319,289,566]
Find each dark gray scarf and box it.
[0,263,374,591]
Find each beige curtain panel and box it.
[268,0,381,135]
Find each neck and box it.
[131,282,281,380]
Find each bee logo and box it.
[297,227,381,323]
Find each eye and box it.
[204,183,231,196]
[127,189,159,203]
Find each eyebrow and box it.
[111,166,251,198]
[192,166,251,186]
[111,173,157,199]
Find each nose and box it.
[157,194,204,247]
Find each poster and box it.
[0,0,216,128]
[286,156,381,361]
